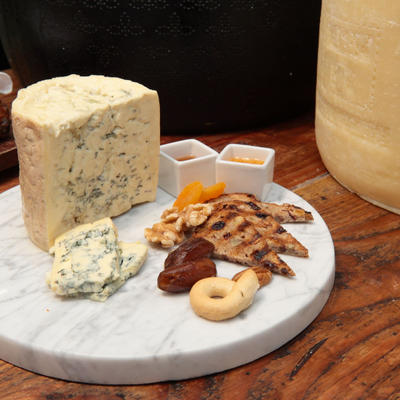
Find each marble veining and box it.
[0,184,335,384]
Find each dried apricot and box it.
[199,182,226,203]
[173,181,204,211]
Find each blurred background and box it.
[0,0,321,134]
[0,44,8,69]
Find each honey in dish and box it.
[229,156,264,165]
[175,155,196,161]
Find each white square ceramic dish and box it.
[216,144,275,200]
[159,139,218,197]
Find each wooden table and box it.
[1,76,399,400]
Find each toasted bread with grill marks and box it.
[209,202,309,257]
[206,193,313,224]
[193,211,295,277]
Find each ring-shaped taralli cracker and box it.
[189,269,260,321]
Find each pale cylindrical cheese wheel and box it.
[315,0,400,214]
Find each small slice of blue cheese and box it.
[118,241,148,280]
[86,241,147,302]
[46,218,148,301]
[47,217,120,296]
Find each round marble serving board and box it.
[0,184,335,385]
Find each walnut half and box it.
[144,203,213,248]
[144,222,185,248]
[181,203,213,228]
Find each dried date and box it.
[164,237,214,269]
[158,258,216,293]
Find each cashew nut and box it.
[189,269,260,321]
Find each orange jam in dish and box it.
[175,155,196,161]
[229,157,264,165]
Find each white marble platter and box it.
[0,184,334,385]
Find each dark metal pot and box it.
[0,0,321,134]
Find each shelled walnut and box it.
[145,203,213,248]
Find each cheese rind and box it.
[12,74,160,250]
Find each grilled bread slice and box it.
[210,202,309,257]
[193,212,295,277]
[207,193,313,223]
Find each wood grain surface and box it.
[1,82,400,399]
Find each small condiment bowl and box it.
[216,144,275,200]
[159,139,218,197]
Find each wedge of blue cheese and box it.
[12,74,160,251]
[46,218,147,301]
[86,241,148,302]
[118,241,148,280]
